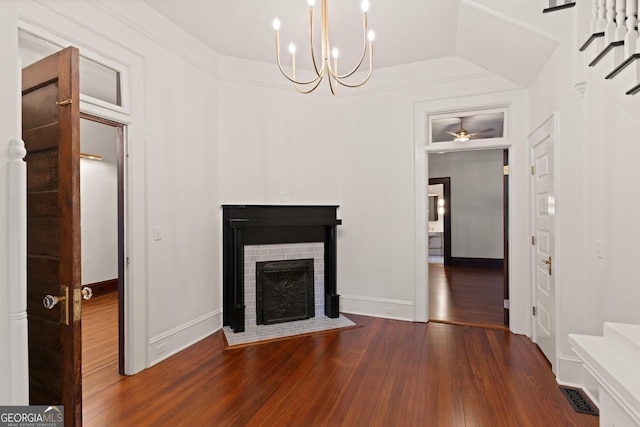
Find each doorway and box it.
[19,29,127,375]
[79,116,125,376]
[427,149,508,328]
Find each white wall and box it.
[429,150,504,259]
[528,0,640,401]
[16,0,222,371]
[218,55,521,321]
[9,2,639,406]
[80,120,118,285]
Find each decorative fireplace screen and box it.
[256,259,315,325]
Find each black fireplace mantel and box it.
[222,205,342,332]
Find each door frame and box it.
[427,151,509,326]
[17,18,148,375]
[80,114,126,374]
[413,91,529,331]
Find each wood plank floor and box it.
[82,295,598,426]
[429,263,505,329]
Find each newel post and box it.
[7,138,28,403]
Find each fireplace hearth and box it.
[222,205,342,333]
[256,259,314,325]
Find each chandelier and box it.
[272,0,375,95]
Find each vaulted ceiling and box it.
[143,0,562,87]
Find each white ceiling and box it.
[142,0,560,87]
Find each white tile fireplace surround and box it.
[220,242,355,347]
[243,243,324,326]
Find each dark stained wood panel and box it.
[29,319,63,403]
[82,298,598,427]
[24,46,82,426]
[27,191,59,217]
[22,83,59,131]
[25,151,59,192]
[27,217,60,257]
[23,123,60,153]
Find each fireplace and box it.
[256,259,315,324]
[222,205,342,333]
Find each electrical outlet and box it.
[596,240,604,259]
[155,342,167,355]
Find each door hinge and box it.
[530,165,535,175]
[532,306,537,316]
[532,236,536,245]
[503,165,509,175]
[503,299,510,309]
[126,257,131,267]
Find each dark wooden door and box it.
[23,46,82,427]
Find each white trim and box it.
[414,89,529,334]
[557,353,599,404]
[341,294,415,322]
[7,138,29,404]
[18,20,132,115]
[148,310,222,366]
[427,105,509,147]
[86,0,218,78]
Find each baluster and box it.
[593,0,600,33]
[626,0,639,55]
[605,0,617,42]
[615,0,627,41]
[597,0,608,32]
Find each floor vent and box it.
[559,386,599,416]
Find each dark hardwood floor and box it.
[429,263,505,329]
[82,295,597,426]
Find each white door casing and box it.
[530,114,556,372]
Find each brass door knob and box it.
[82,287,93,300]
[43,294,64,309]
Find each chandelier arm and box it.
[308,5,322,76]
[327,12,369,80]
[332,45,373,88]
[327,71,337,95]
[293,77,324,94]
[275,32,323,86]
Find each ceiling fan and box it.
[445,117,495,142]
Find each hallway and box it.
[429,263,505,329]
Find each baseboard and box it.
[340,294,414,321]
[557,354,600,408]
[84,278,118,297]
[148,309,223,366]
[450,257,503,269]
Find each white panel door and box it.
[530,117,556,371]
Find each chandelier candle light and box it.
[272,0,375,95]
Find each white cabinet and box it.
[428,232,443,256]
[569,323,640,427]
